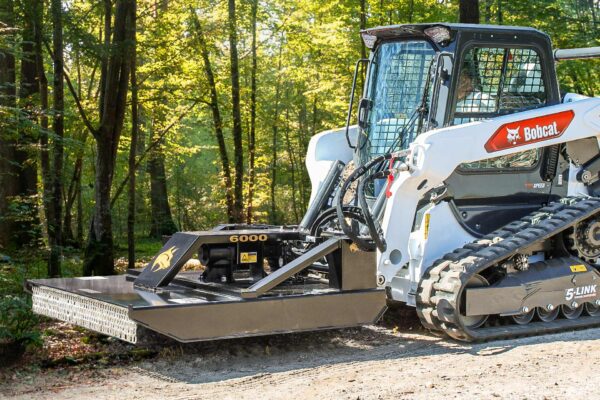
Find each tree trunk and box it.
[246,0,258,224]
[148,150,177,238]
[360,0,367,63]
[269,40,283,225]
[84,0,134,276]
[48,0,64,276]
[270,113,278,224]
[76,174,83,246]
[62,135,85,247]
[359,0,367,89]
[63,156,82,247]
[62,46,84,248]
[190,9,235,222]
[128,0,138,268]
[407,0,414,23]
[16,0,41,247]
[85,140,117,276]
[99,0,111,120]
[227,0,244,222]
[0,0,19,248]
[459,0,480,23]
[590,0,598,33]
[283,107,299,223]
[35,0,51,255]
[297,101,308,212]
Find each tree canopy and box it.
[0,0,598,275]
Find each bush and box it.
[0,295,40,346]
[0,263,41,353]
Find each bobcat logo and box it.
[151,246,178,272]
[506,126,521,145]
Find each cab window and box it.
[452,47,547,170]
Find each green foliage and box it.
[0,264,41,347]
[115,237,163,259]
[3,0,600,250]
[0,249,88,349]
[0,295,41,346]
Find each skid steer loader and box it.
[28,23,600,343]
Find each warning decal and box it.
[570,264,587,273]
[240,252,258,263]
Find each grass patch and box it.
[114,237,163,259]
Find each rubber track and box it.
[416,196,600,342]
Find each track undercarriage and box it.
[417,197,600,341]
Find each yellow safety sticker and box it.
[424,214,431,240]
[570,264,587,273]
[240,252,258,264]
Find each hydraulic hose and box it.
[336,154,391,251]
[357,168,391,252]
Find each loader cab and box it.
[356,23,565,235]
[355,26,444,166]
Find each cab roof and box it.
[360,23,548,49]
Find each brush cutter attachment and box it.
[27,228,386,343]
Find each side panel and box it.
[389,201,476,304]
[306,125,357,206]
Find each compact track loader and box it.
[28,23,600,343]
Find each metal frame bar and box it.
[554,46,600,60]
[241,238,342,299]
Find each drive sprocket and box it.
[566,216,600,263]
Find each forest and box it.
[0,0,598,351]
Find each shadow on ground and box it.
[129,304,600,385]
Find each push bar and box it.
[554,46,600,60]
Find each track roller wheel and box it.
[537,306,560,322]
[585,302,600,316]
[511,308,535,325]
[562,303,584,319]
[459,274,489,329]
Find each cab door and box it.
[443,40,562,236]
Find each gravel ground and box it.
[2,311,600,400]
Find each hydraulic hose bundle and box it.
[335,152,407,252]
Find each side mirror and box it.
[357,97,373,130]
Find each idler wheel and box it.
[459,274,489,329]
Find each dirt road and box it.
[3,316,600,400]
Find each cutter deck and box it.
[28,237,386,344]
